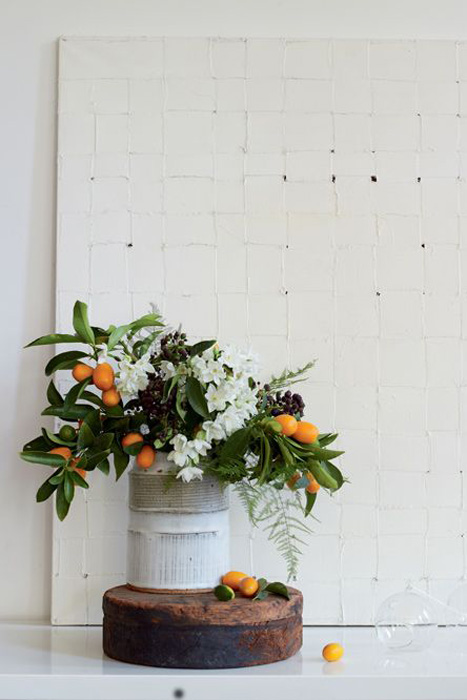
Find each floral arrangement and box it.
[21,301,345,578]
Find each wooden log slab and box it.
[103,585,303,669]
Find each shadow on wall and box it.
[6,40,59,621]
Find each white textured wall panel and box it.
[55,36,467,625]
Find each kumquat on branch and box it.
[20,300,346,579]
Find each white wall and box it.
[3,0,467,622]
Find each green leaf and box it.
[63,377,92,411]
[63,473,75,504]
[175,389,187,421]
[23,436,51,452]
[185,376,210,420]
[318,433,338,447]
[305,491,317,516]
[265,582,290,600]
[92,433,114,451]
[111,442,129,480]
[77,422,95,450]
[306,460,340,491]
[85,450,111,470]
[73,300,95,345]
[258,435,272,485]
[47,380,64,407]
[81,391,105,409]
[41,404,93,421]
[45,350,88,376]
[19,451,67,467]
[107,324,129,351]
[104,404,124,417]
[36,474,60,502]
[70,470,89,488]
[275,437,294,468]
[41,428,75,447]
[97,458,110,475]
[55,483,70,520]
[307,445,344,461]
[132,330,160,358]
[49,471,65,485]
[163,375,179,402]
[74,454,87,472]
[189,340,216,357]
[25,333,80,348]
[323,461,344,490]
[83,407,101,434]
[221,428,251,462]
[254,590,269,601]
[127,313,163,333]
[123,443,143,456]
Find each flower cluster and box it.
[168,346,259,482]
[115,353,155,397]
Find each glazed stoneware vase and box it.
[126,453,230,591]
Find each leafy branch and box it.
[267,361,316,392]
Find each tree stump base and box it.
[103,585,303,669]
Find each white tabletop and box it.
[1,623,467,699]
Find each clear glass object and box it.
[375,590,438,651]
[447,583,467,625]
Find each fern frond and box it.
[234,481,263,524]
[267,361,315,392]
[236,482,312,581]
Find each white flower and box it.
[216,405,244,437]
[140,423,150,436]
[201,347,215,361]
[176,466,204,483]
[233,385,258,418]
[191,355,207,378]
[202,420,225,442]
[206,359,226,385]
[115,353,155,397]
[190,436,211,457]
[190,355,226,385]
[168,434,192,467]
[205,382,232,412]
[220,345,242,372]
[160,360,176,380]
[96,344,110,363]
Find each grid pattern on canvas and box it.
[55,36,467,625]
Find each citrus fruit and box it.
[287,472,301,489]
[102,387,121,407]
[72,363,94,382]
[59,425,76,442]
[214,584,235,601]
[306,473,321,494]
[238,577,259,597]
[222,571,248,591]
[322,642,344,662]
[49,446,72,460]
[136,445,156,469]
[121,432,144,448]
[292,421,319,444]
[274,414,298,436]
[92,362,115,391]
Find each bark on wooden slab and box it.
[103,585,303,669]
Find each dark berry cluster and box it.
[263,386,305,418]
[160,331,189,363]
[137,371,181,443]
